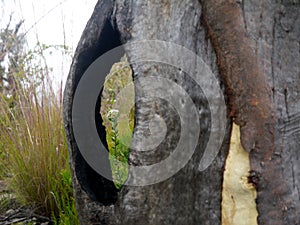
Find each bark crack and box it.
[291,160,295,189]
[271,15,276,103]
[284,88,290,119]
[240,0,247,31]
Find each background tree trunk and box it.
[63,0,300,224]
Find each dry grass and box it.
[0,76,78,224]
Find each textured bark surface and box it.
[200,0,300,224]
[202,0,300,224]
[64,0,230,224]
[64,0,300,224]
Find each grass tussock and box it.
[0,70,78,224]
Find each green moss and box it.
[100,55,134,189]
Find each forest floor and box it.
[0,180,52,225]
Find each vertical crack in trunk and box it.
[199,0,290,224]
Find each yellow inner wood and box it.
[222,123,258,225]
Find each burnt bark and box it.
[64,0,300,224]
[200,0,299,224]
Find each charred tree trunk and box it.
[63,0,300,224]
